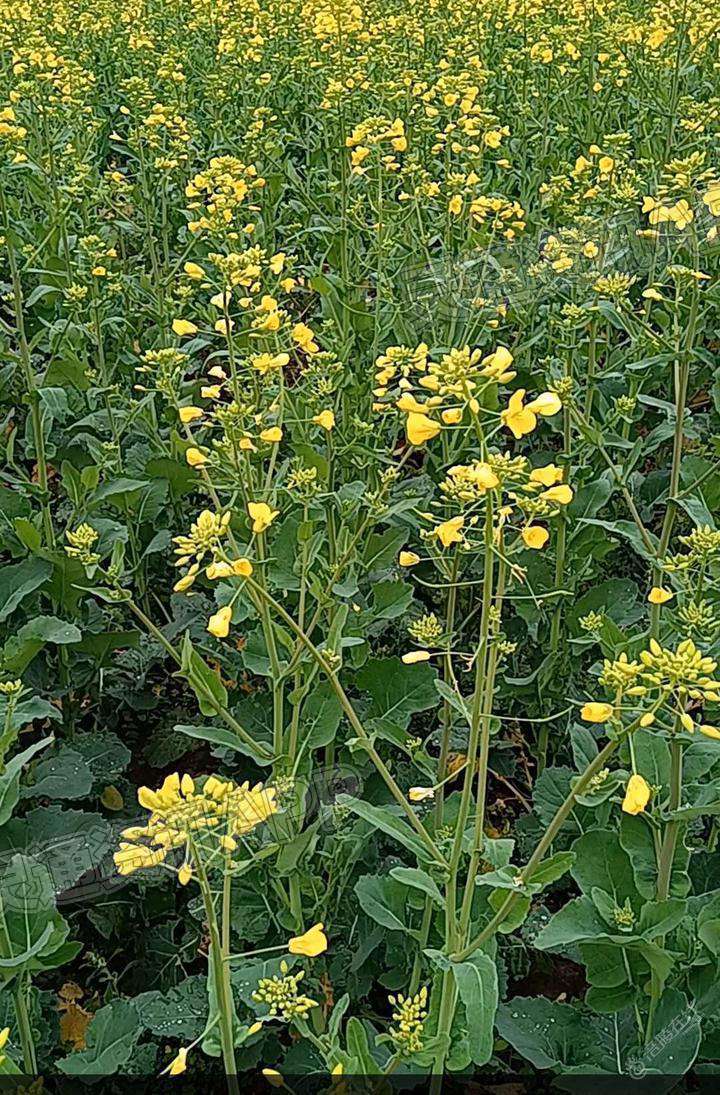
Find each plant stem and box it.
[452,707,657,962]
[13,974,37,1074]
[246,578,448,868]
[0,187,54,547]
[192,847,239,1095]
[126,599,271,761]
[657,736,683,902]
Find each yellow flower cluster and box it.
[253,961,318,1020]
[186,156,265,237]
[373,342,561,446]
[114,773,277,877]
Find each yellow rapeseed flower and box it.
[288,923,328,957]
[312,409,335,430]
[622,773,651,815]
[432,515,464,548]
[406,412,440,445]
[248,501,279,533]
[207,605,232,638]
[185,447,208,467]
[522,525,549,549]
[581,701,614,723]
[648,586,673,604]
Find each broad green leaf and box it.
[571,829,637,905]
[301,682,343,749]
[389,866,443,904]
[21,746,93,801]
[336,794,433,862]
[355,656,438,734]
[0,737,53,826]
[0,806,112,893]
[452,953,498,1066]
[134,975,208,1040]
[496,996,617,1072]
[177,633,228,716]
[0,559,52,622]
[534,895,608,949]
[354,874,409,932]
[0,854,73,976]
[58,1000,142,1075]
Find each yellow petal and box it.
[207,605,232,638]
[541,484,573,505]
[622,773,651,815]
[521,525,549,549]
[288,922,328,957]
[580,701,614,723]
[648,586,673,605]
[406,412,441,446]
[185,447,207,467]
[312,409,335,430]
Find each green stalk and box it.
[192,847,240,1095]
[459,548,507,935]
[0,187,54,547]
[432,498,496,1075]
[126,599,271,761]
[254,533,285,757]
[13,974,37,1075]
[452,705,659,962]
[657,735,684,902]
[246,578,447,868]
[650,276,697,636]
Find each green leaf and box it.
[134,976,208,1040]
[21,746,93,801]
[571,829,637,905]
[0,806,112,892]
[526,850,575,888]
[301,683,343,749]
[578,518,659,563]
[361,528,406,572]
[346,1018,381,1074]
[625,989,701,1075]
[532,765,574,827]
[0,559,52,623]
[174,723,268,764]
[354,874,409,932]
[534,896,609,949]
[1,616,82,675]
[0,854,74,977]
[389,867,443,904]
[177,633,228,717]
[0,737,53,826]
[336,794,433,862]
[567,476,612,520]
[368,580,413,621]
[355,656,438,734]
[58,1000,142,1075]
[496,996,617,1072]
[452,953,498,1066]
[633,728,671,790]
